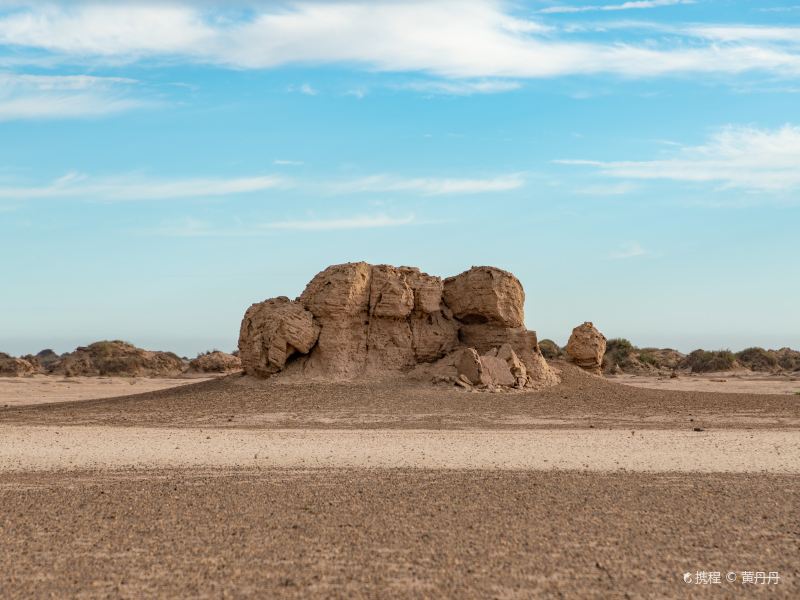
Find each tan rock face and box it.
[443,266,524,327]
[238,262,559,390]
[565,322,607,374]
[238,297,320,377]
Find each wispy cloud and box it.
[325,173,526,195]
[0,172,287,201]
[556,125,800,193]
[0,171,523,201]
[0,2,799,80]
[609,241,647,259]
[0,73,151,121]
[541,0,694,14]
[396,80,522,95]
[273,159,304,166]
[151,214,417,236]
[288,83,318,96]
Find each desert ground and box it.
[1,363,798,598]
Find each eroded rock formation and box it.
[565,322,607,375]
[238,262,559,390]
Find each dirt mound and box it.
[189,351,242,373]
[0,353,37,377]
[238,263,558,390]
[565,322,606,375]
[52,341,186,377]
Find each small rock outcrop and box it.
[238,262,559,390]
[51,341,185,377]
[565,322,607,375]
[189,351,242,373]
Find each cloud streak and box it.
[0,172,288,200]
[556,124,800,192]
[0,171,524,201]
[0,72,151,120]
[0,1,799,80]
[324,173,526,196]
[541,0,694,15]
[152,214,417,236]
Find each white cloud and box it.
[556,125,800,192]
[0,172,287,200]
[396,80,522,95]
[0,171,523,201]
[609,241,647,259]
[262,214,416,231]
[541,0,694,14]
[687,26,800,43]
[325,173,525,195]
[152,214,417,236]
[0,2,799,79]
[273,159,304,166]
[0,72,150,120]
[288,83,318,96]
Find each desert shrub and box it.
[774,348,800,371]
[736,347,778,372]
[538,339,561,359]
[638,351,659,367]
[604,338,635,368]
[682,349,737,373]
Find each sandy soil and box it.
[0,375,215,407]
[614,372,800,395]
[2,426,799,473]
[1,362,798,597]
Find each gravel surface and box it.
[1,469,798,598]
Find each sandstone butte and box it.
[238,263,562,390]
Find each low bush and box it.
[681,349,737,373]
[538,339,561,359]
[736,347,778,372]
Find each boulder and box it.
[455,348,490,386]
[443,266,524,327]
[189,351,242,373]
[565,322,606,374]
[238,296,320,377]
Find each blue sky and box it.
[1,0,799,356]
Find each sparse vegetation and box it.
[604,338,635,369]
[681,349,737,373]
[736,347,778,372]
[638,351,658,367]
[538,339,561,359]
